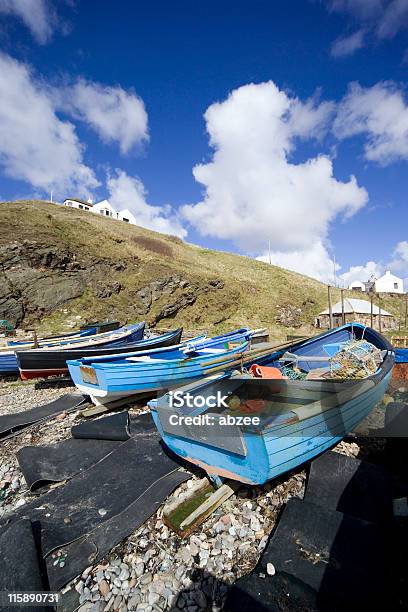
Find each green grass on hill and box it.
[0,200,405,340]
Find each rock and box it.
[266,562,276,576]
[99,580,110,597]
[113,594,122,609]
[119,568,130,581]
[147,592,160,606]
[139,572,152,585]
[135,562,145,577]
[128,593,141,609]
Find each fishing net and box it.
[329,339,382,379]
[280,365,308,380]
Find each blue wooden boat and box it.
[0,323,132,377]
[67,328,253,405]
[149,323,394,486]
[16,322,146,379]
[0,351,20,377]
[395,349,408,364]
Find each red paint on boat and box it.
[20,368,68,380]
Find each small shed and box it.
[315,298,397,331]
[348,280,366,292]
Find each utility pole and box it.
[399,295,403,331]
[50,191,53,203]
[341,289,345,325]
[405,294,408,329]
[268,240,271,265]
[333,254,337,288]
[328,285,333,329]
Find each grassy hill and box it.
[0,200,404,341]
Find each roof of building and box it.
[376,270,402,282]
[64,198,93,207]
[319,298,393,317]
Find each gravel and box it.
[1,378,402,610]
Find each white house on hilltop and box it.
[117,208,137,224]
[62,198,137,226]
[91,199,118,218]
[348,270,404,294]
[348,280,366,292]
[371,270,404,294]
[63,198,94,211]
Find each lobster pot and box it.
[329,339,382,379]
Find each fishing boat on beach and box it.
[149,323,394,486]
[0,323,120,376]
[15,322,146,379]
[67,328,254,405]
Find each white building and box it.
[63,198,94,211]
[62,197,138,226]
[372,270,404,294]
[117,208,137,224]
[91,199,118,219]
[348,280,366,292]
[348,271,404,294]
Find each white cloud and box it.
[338,260,383,287]
[257,240,339,284]
[327,0,384,21]
[326,0,408,56]
[0,0,56,44]
[331,30,365,57]
[107,170,187,238]
[334,82,408,164]
[182,81,367,256]
[61,80,148,154]
[0,53,98,197]
[376,0,408,39]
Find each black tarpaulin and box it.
[0,393,87,441]
[1,435,189,558]
[304,450,393,523]
[17,438,120,491]
[71,410,130,441]
[46,469,190,590]
[252,497,387,609]
[0,519,47,612]
[17,412,159,491]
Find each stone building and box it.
[315,298,397,331]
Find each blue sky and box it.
[0,0,407,286]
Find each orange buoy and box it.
[249,364,284,379]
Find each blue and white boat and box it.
[67,328,253,405]
[1,322,143,377]
[16,322,146,379]
[149,323,394,486]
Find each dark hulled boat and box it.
[16,322,147,379]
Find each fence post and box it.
[328,285,333,329]
[370,293,374,329]
[341,289,345,325]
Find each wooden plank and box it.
[163,479,240,537]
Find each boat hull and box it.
[16,323,146,379]
[67,329,252,405]
[150,323,394,485]
[0,352,19,376]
